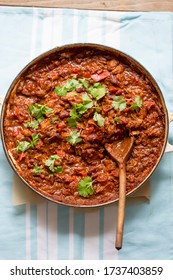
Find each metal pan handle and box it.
[165,113,173,153]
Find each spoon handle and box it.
[115,162,126,250]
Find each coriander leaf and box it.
[54,166,63,174]
[50,155,60,160]
[37,116,45,123]
[78,177,94,197]
[92,82,100,87]
[50,117,58,124]
[78,78,89,89]
[54,78,81,97]
[25,120,39,129]
[67,118,77,128]
[112,96,126,111]
[45,155,60,165]
[67,131,82,145]
[45,155,62,173]
[65,78,81,91]
[30,133,39,148]
[71,94,93,116]
[95,107,101,112]
[16,141,31,152]
[54,85,67,97]
[68,96,93,128]
[135,96,143,107]
[70,105,79,119]
[130,96,143,111]
[82,93,93,109]
[114,117,120,123]
[32,164,43,174]
[93,112,104,127]
[75,103,88,115]
[16,133,39,153]
[68,106,79,128]
[44,107,54,115]
[88,82,106,100]
[28,104,54,119]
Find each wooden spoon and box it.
[105,136,134,250]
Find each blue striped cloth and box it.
[0,6,173,260]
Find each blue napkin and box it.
[0,6,173,260]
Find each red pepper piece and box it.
[56,150,65,157]
[91,71,109,82]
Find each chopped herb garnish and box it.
[53,166,63,173]
[16,141,31,153]
[93,112,104,127]
[74,94,93,115]
[32,164,43,174]
[45,155,60,171]
[78,177,94,197]
[45,155,63,173]
[67,117,77,128]
[37,116,45,122]
[28,104,54,119]
[67,131,82,145]
[67,94,93,128]
[112,96,126,111]
[88,82,106,100]
[70,105,79,119]
[26,104,53,130]
[25,120,39,129]
[54,85,67,97]
[54,78,82,97]
[82,93,93,109]
[30,133,39,148]
[50,117,58,124]
[130,96,143,111]
[16,133,39,153]
[55,78,106,100]
[67,106,79,128]
[114,117,120,123]
[95,107,101,112]
[78,78,89,89]
[75,103,88,115]
[65,78,81,91]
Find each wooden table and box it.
[0,0,173,12]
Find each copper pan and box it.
[0,43,170,207]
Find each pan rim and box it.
[0,43,169,208]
